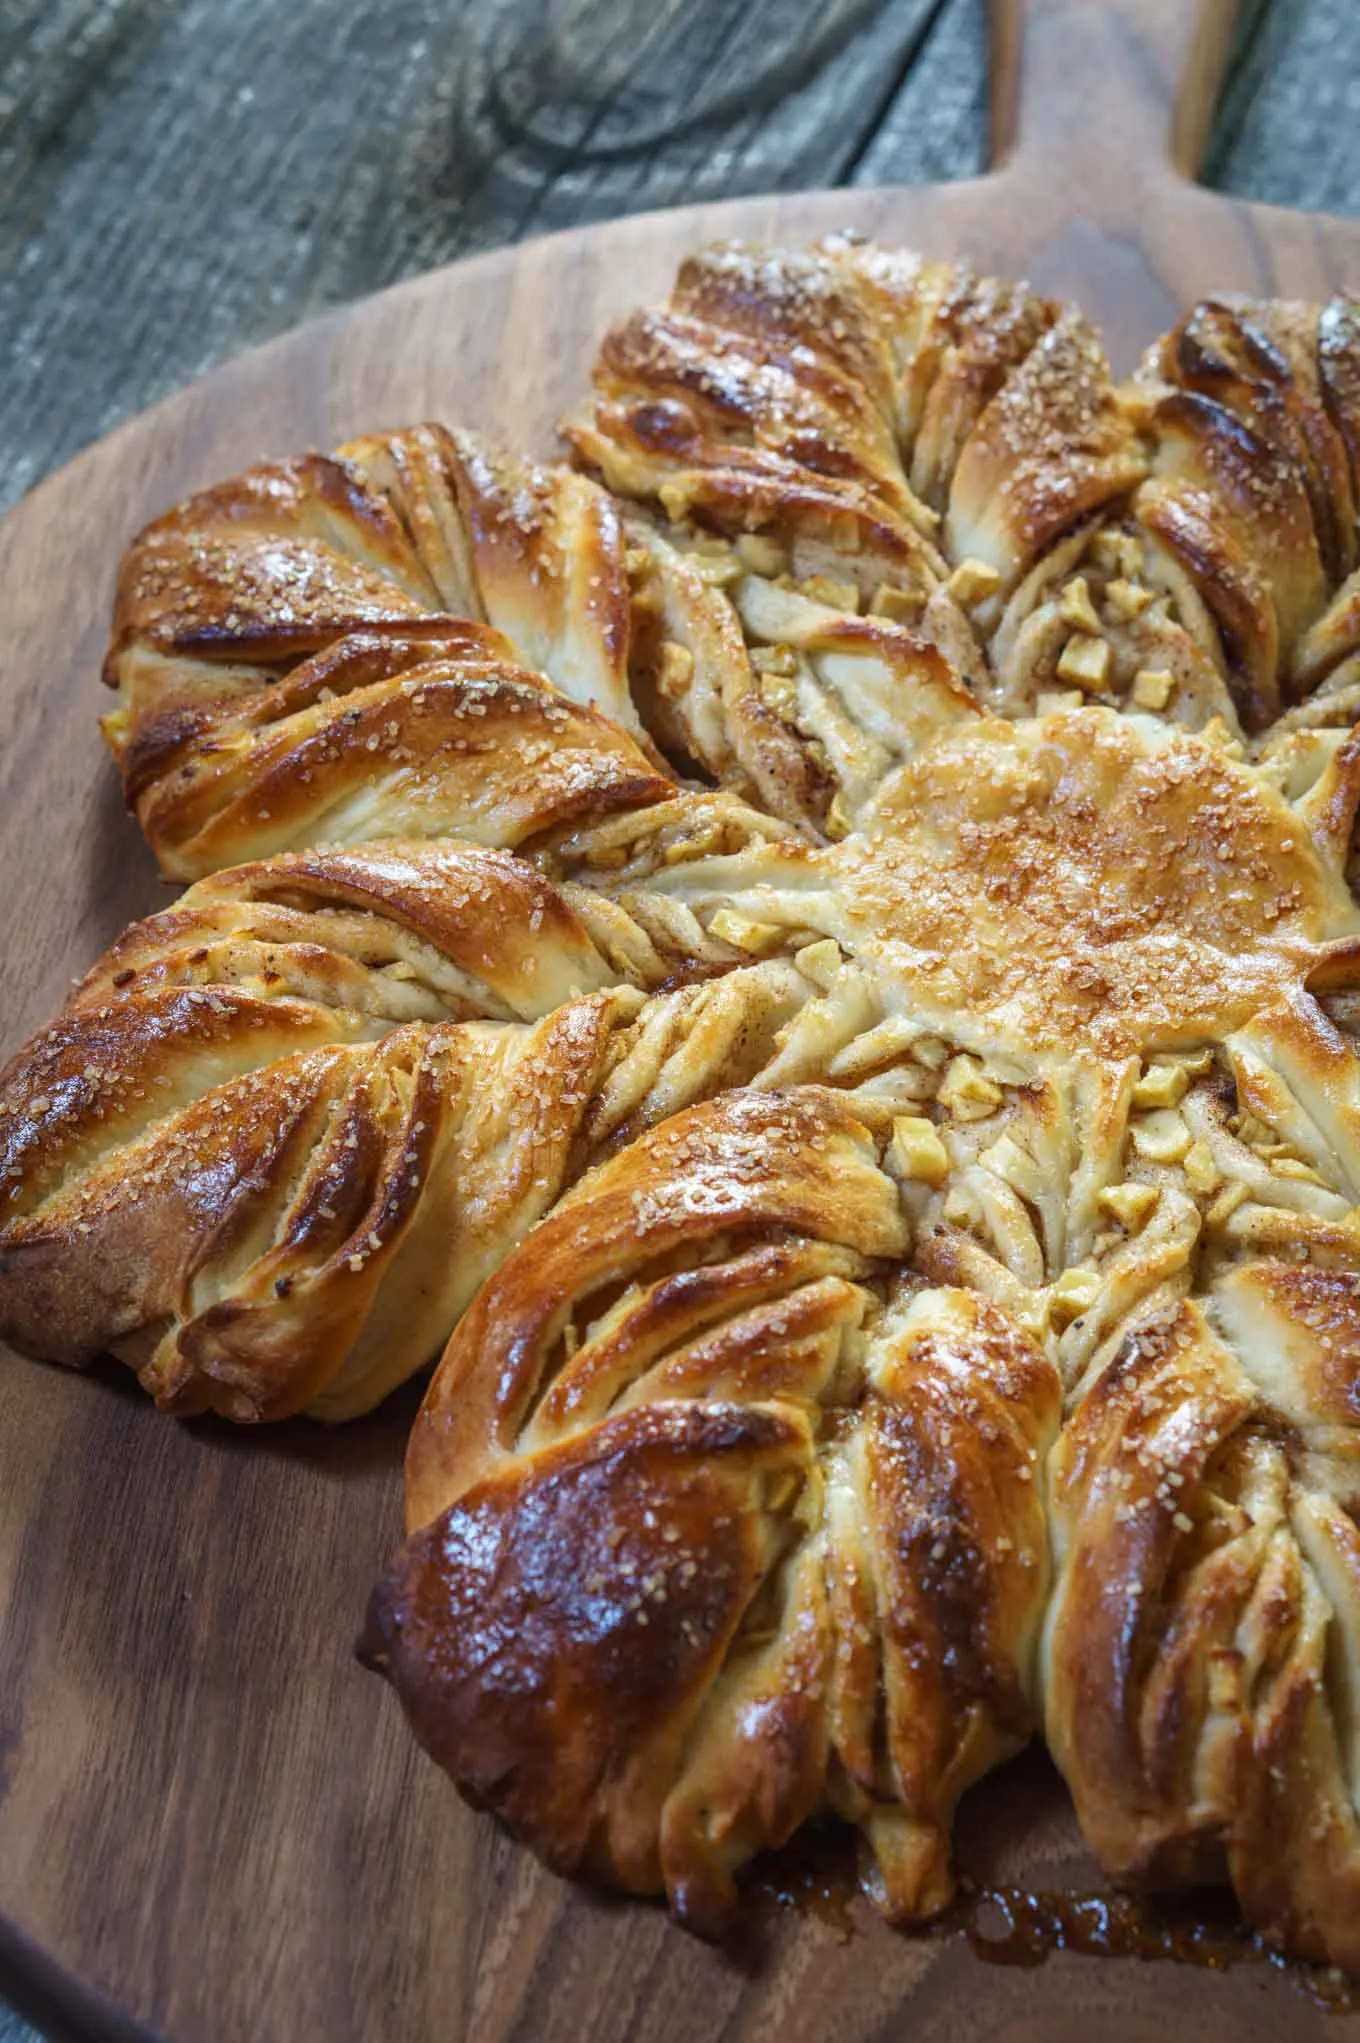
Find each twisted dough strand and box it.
[0,841,811,1418]
[367,1089,1058,1933]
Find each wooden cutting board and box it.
[4,3,1360,2037]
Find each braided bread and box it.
[101,430,660,878]
[8,238,1360,1972]
[366,1089,1057,1933]
[570,242,1360,816]
[0,842,808,1419]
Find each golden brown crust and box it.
[577,244,1360,751]
[569,240,1095,828]
[367,1090,1058,1930]
[1129,295,1360,729]
[576,706,1358,1055]
[103,427,661,877]
[1044,1292,1360,1972]
[944,310,1145,586]
[0,845,811,1418]
[129,630,671,881]
[13,236,1360,1970]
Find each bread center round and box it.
[836,709,1342,1053]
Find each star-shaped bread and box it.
[4,239,1360,1972]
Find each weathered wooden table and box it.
[2,1,1359,2037]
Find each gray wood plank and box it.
[4,0,1360,518]
[0,0,949,510]
[1206,0,1360,215]
[847,0,986,186]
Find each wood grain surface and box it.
[7,0,1360,516]
[6,3,1360,2039]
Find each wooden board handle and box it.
[989,0,1240,185]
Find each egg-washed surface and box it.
[6,239,1360,1973]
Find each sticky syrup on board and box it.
[743,1828,1359,2013]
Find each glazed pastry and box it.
[571,244,1360,799]
[100,429,658,879]
[366,1090,1059,1933]
[368,700,1360,1968]
[0,842,808,1419]
[6,238,1360,1972]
